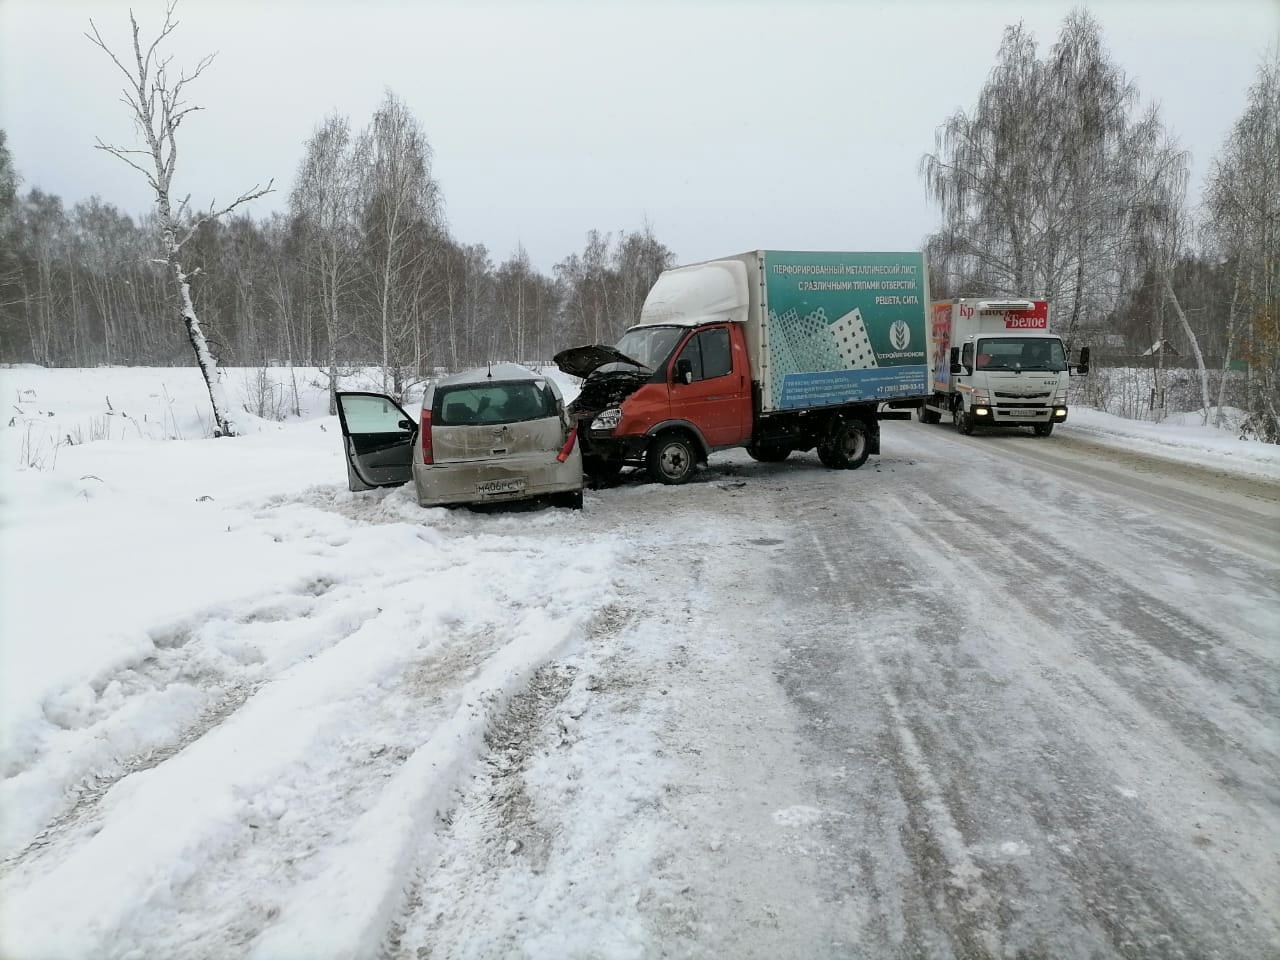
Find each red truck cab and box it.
[556,320,754,483]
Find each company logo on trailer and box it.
[890,320,911,350]
[1004,301,1049,329]
[1005,315,1048,329]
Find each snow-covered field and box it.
[1,364,1277,958]
[1,364,604,957]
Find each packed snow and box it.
[1,364,1276,958]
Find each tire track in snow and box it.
[162,620,514,959]
[380,592,663,959]
[802,521,1006,958]
[889,488,1280,928]
[0,574,361,876]
[381,660,583,959]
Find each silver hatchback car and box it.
[336,364,584,509]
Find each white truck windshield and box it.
[976,337,1066,372]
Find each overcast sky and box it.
[1,0,1276,272]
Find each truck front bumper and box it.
[969,404,1068,425]
[581,431,649,463]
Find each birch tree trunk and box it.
[1162,273,1213,423]
[1215,269,1245,427]
[87,4,271,437]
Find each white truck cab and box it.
[919,298,1089,436]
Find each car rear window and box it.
[435,381,558,426]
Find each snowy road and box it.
[395,422,1280,959]
[3,417,1278,959]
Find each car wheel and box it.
[747,443,791,463]
[647,432,697,485]
[555,489,584,509]
[1034,423,1054,437]
[822,420,869,469]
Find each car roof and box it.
[436,363,544,387]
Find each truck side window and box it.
[960,342,974,371]
[676,335,703,381]
[697,328,732,380]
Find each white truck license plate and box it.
[477,477,526,496]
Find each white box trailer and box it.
[919,298,1090,436]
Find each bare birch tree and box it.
[291,114,362,413]
[86,2,271,436]
[920,11,1182,352]
[1205,53,1280,441]
[356,91,442,394]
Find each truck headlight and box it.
[590,407,622,431]
[973,393,991,405]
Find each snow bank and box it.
[1061,407,1280,482]
[0,363,610,959]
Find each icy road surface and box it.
[3,419,1278,959]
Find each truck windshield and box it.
[614,326,686,371]
[976,337,1066,372]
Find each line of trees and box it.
[0,8,1273,438]
[0,118,673,397]
[0,0,674,429]
[921,10,1278,439]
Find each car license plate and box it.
[476,477,526,496]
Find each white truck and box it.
[918,298,1090,436]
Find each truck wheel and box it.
[955,406,975,436]
[747,443,791,463]
[1034,423,1054,437]
[917,404,941,425]
[647,432,697,485]
[822,420,869,470]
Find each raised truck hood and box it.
[553,344,649,379]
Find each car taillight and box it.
[420,409,433,464]
[556,426,578,463]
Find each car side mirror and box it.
[675,358,694,384]
[397,418,415,432]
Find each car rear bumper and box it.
[412,450,583,507]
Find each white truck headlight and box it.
[591,407,622,431]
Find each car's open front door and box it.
[335,392,415,490]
